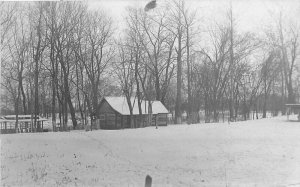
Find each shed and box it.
[97,97,169,129]
[286,104,300,121]
[0,115,48,134]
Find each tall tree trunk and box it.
[186,29,192,125]
[52,80,56,131]
[135,52,143,128]
[262,80,267,118]
[59,54,78,129]
[50,7,57,131]
[175,29,182,124]
[64,75,77,129]
[91,81,98,117]
[75,63,84,129]
[20,83,27,114]
[33,3,43,132]
[281,70,286,114]
[228,4,235,122]
[15,87,21,132]
[34,50,40,132]
[262,95,267,118]
[125,95,134,128]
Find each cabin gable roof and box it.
[100,97,168,115]
[98,98,121,115]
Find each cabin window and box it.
[116,115,121,128]
[107,114,115,118]
[158,114,167,121]
[99,114,105,120]
[106,114,115,126]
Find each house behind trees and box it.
[97,97,169,129]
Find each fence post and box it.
[145,175,152,187]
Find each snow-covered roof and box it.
[103,97,169,115]
[5,115,34,118]
[0,118,48,123]
[286,104,300,109]
[4,115,47,120]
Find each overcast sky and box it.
[87,0,300,34]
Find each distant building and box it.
[0,115,48,134]
[286,104,300,121]
[97,97,169,129]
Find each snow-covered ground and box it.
[1,116,300,187]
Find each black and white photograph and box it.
[0,0,300,186]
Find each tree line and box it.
[1,1,299,130]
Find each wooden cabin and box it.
[0,115,48,134]
[97,97,169,129]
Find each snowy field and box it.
[1,116,300,187]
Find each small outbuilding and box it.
[286,104,300,121]
[96,97,169,129]
[0,115,48,134]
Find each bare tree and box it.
[28,2,46,132]
[182,6,197,124]
[73,9,114,127]
[115,40,135,128]
[168,0,187,124]
[0,2,17,51]
[50,2,87,130]
[278,15,299,104]
[43,2,58,130]
[260,50,280,118]
[0,2,17,115]
[11,10,30,129]
[140,8,176,104]
[197,24,232,122]
[266,12,300,105]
